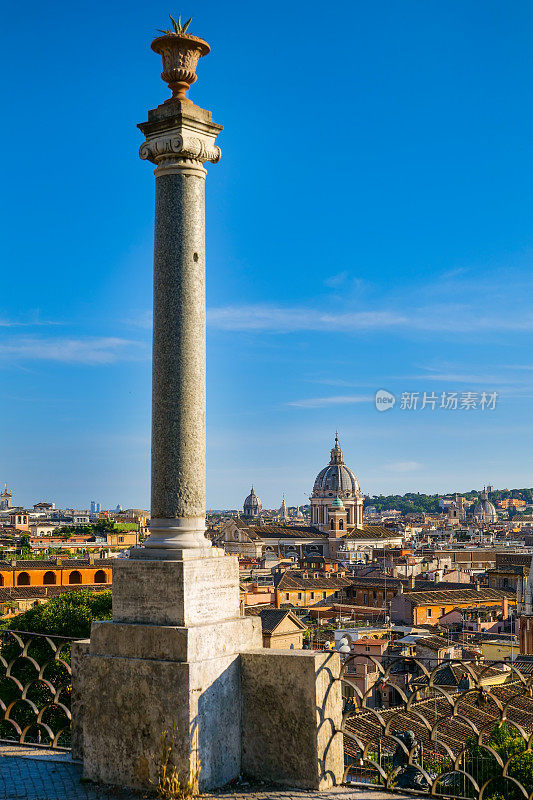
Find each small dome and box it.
[473,490,497,522]
[243,486,262,516]
[331,497,344,509]
[312,435,360,498]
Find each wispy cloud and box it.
[324,271,349,288]
[0,337,148,364]
[0,318,61,328]
[207,303,533,334]
[287,395,371,408]
[409,372,520,384]
[208,305,407,332]
[384,460,422,473]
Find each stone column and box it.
[134,36,222,556]
[71,27,344,793]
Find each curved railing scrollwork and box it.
[0,629,77,750]
[340,654,533,800]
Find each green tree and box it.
[4,589,112,638]
[0,591,112,747]
[465,723,533,800]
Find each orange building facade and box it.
[0,559,112,589]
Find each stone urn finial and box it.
[152,15,210,102]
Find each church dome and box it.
[312,435,360,498]
[473,491,497,522]
[243,486,262,516]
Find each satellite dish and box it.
[338,635,351,654]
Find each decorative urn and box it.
[151,32,210,102]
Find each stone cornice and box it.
[139,132,221,167]
[138,102,222,177]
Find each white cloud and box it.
[208,305,406,332]
[324,271,348,288]
[287,395,371,408]
[207,303,533,334]
[0,337,147,365]
[384,461,422,473]
[0,318,60,328]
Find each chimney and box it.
[475,579,480,592]
[502,595,509,620]
[408,575,415,590]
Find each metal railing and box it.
[0,629,77,750]
[341,654,533,800]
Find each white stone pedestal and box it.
[73,553,262,791]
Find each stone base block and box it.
[112,553,240,626]
[89,616,261,662]
[72,613,262,791]
[79,653,228,790]
[241,649,344,790]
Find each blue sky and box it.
[2,0,533,510]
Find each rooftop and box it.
[405,587,513,605]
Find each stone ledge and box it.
[89,616,262,662]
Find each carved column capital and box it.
[139,129,221,178]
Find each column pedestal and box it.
[73,552,262,791]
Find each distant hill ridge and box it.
[365,488,533,514]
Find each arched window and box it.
[43,571,56,585]
[339,520,344,530]
[94,569,106,584]
[68,570,82,585]
[17,572,30,586]
[330,519,334,530]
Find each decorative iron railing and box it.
[340,654,533,800]
[0,629,77,750]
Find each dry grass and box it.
[152,728,201,800]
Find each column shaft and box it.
[152,171,206,521]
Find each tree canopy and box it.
[3,590,112,638]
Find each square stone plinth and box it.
[241,650,344,790]
[79,653,239,790]
[112,553,240,626]
[73,615,262,791]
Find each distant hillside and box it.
[364,488,533,514]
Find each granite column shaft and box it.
[136,102,222,554]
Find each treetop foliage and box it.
[3,590,112,638]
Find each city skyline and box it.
[2,0,533,509]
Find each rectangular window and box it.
[427,608,432,618]
[373,591,377,601]
[322,591,327,599]
[364,593,368,604]
[310,592,315,599]
[297,592,302,600]
[285,593,289,601]
[365,645,370,652]
[441,608,446,617]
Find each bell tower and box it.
[518,554,533,654]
